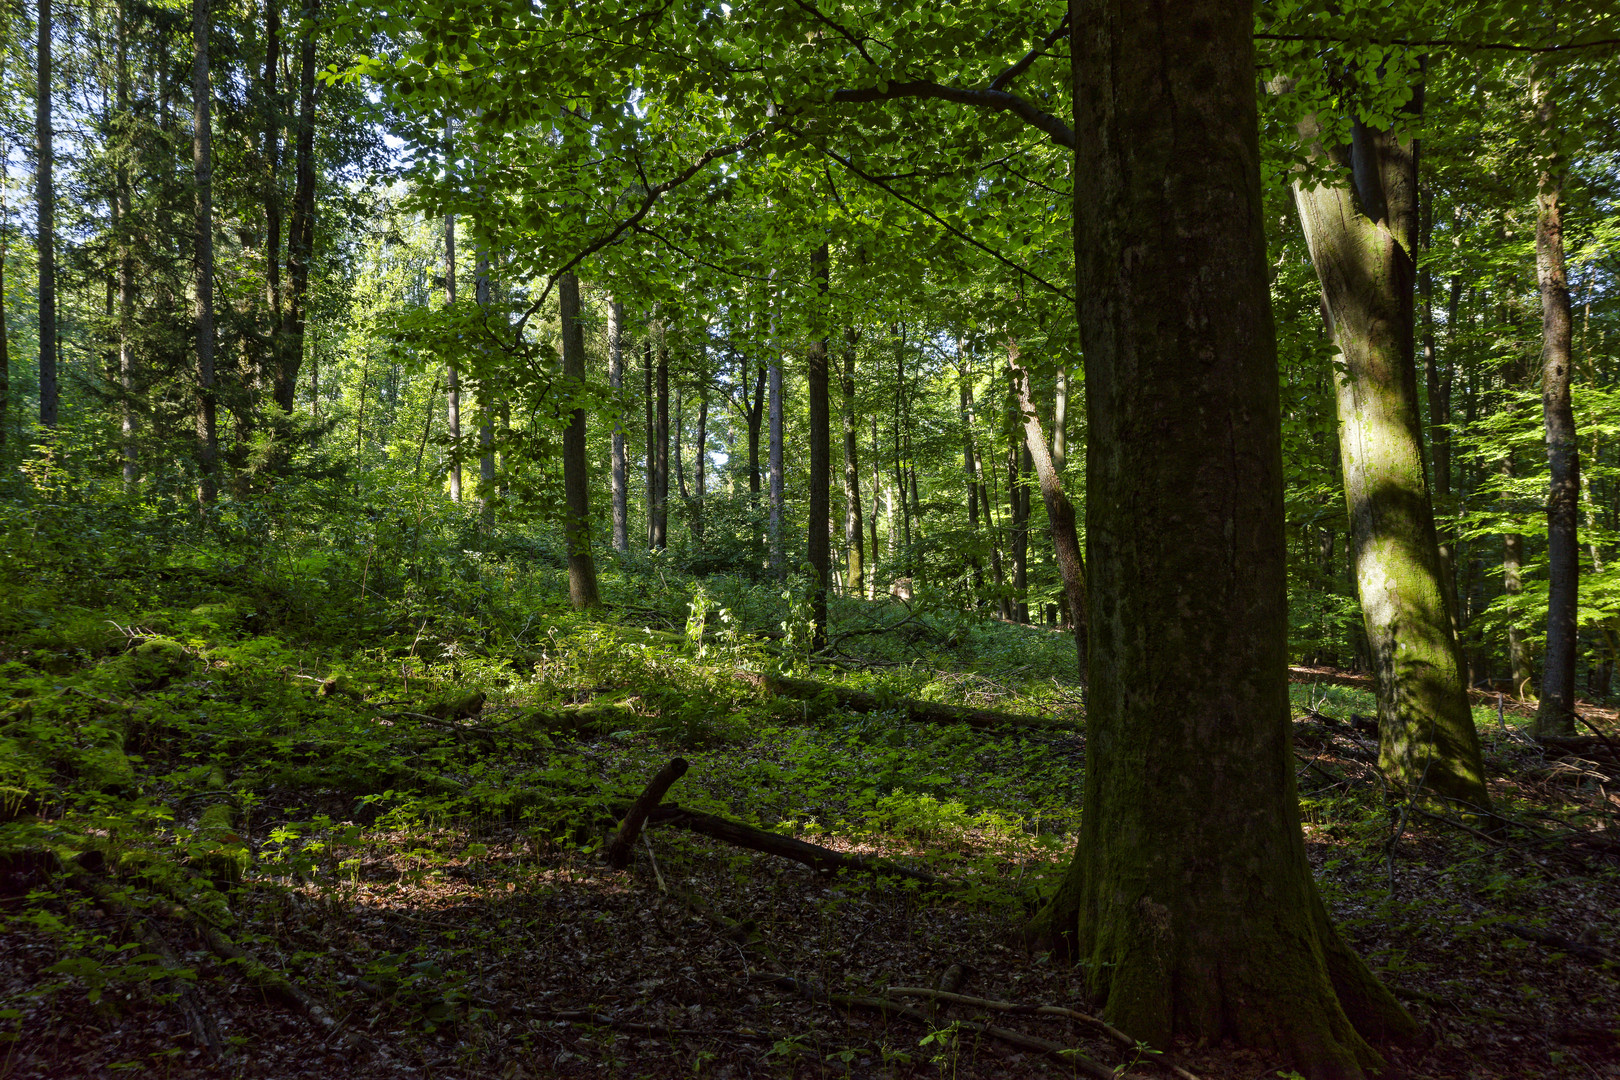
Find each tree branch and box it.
[817,144,1074,303]
[829,81,1074,149]
[1255,32,1620,54]
[987,13,1070,92]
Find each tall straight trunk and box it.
[1051,367,1069,472]
[868,414,882,598]
[1427,273,1464,626]
[117,0,136,485]
[445,122,461,502]
[806,241,831,650]
[1532,58,1578,737]
[608,300,628,550]
[1289,99,1490,808]
[673,386,688,502]
[0,181,9,446]
[693,374,709,542]
[645,336,655,547]
[892,327,913,560]
[262,0,283,404]
[192,0,218,503]
[1007,435,1030,623]
[559,272,599,608]
[1030,4,1415,1070]
[958,354,984,592]
[841,328,864,596]
[653,333,669,549]
[768,348,784,575]
[35,0,56,428]
[745,358,764,501]
[1010,346,1089,680]
[476,246,494,521]
[281,0,318,411]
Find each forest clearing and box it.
[3,1,1620,1078]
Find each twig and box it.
[886,987,1200,1080]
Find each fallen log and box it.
[606,758,688,869]
[742,672,1065,731]
[647,804,945,886]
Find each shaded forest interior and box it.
[2,1,1620,1078]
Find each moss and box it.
[98,638,195,691]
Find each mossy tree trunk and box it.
[1029,3,1418,1074]
[1290,106,1491,809]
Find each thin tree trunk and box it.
[608,299,628,551]
[1051,367,1069,472]
[559,272,599,608]
[476,246,494,522]
[1029,6,1416,1068]
[0,172,9,446]
[1009,346,1089,681]
[654,331,669,549]
[445,122,461,503]
[869,413,882,598]
[193,0,218,503]
[892,327,912,562]
[1532,57,1579,736]
[36,0,56,429]
[958,350,984,592]
[262,0,283,411]
[1007,434,1029,623]
[281,0,318,412]
[842,327,864,597]
[806,241,831,650]
[693,372,708,542]
[645,335,655,547]
[1289,97,1490,808]
[673,385,688,502]
[768,346,784,575]
[745,357,764,502]
[117,0,136,485]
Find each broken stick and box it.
[606,757,689,870]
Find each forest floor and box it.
[3,561,1619,1080]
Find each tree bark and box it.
[768,344,784,576]
[645,335,655,547]
[958,351,985,592]
[1051,367,1069,473]
[1009,348,1089,681]
[559,273,599,608]
[1028,4,1417,1072]
[193,0,218,504]
[1502,449,1536,697]
[806,242,832,650]
[868,414,883,598]
[608,299,628,551]
[1532,58,1578,737]
[673,385,688,502]
[117,0,136,485]
[281,0,318,412]
[693,369,709,542]
[476,245,494,522]
[841,327,864,597]
[261,0,283,414]
[653,330,670,549]
[35,0,56,429]
[1289,101,1490,809]
[445,122,461,503]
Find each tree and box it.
[192,0,218,504]
[1287,83,1490,808]
[1025,1,1414,1070]
[559,271,599,608]
[840,327,864,596]
[608,298,629,551]
[1531,54,1578,737]
[806,241,831,649]
[35,0,54,430]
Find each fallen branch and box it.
[1501,922,1615,964]
[886,987,1200,1080]
[606,758,689,870]
[742,672,1064,731]
[770,975,1118,1080]
[647,804,945,886]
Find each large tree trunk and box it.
[841,328,864,597]
[192,0,218,504]
[806,242,831,650]
[281,0,318,412]
[1009,348,1089,681]
[35,0,56,430]
[608,299,629,551]
[1290,103,1490,809]
[1532,58,1579,737]
[1029,3,1416,1073]
[445,122,461,503]
[559,272,599,608]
